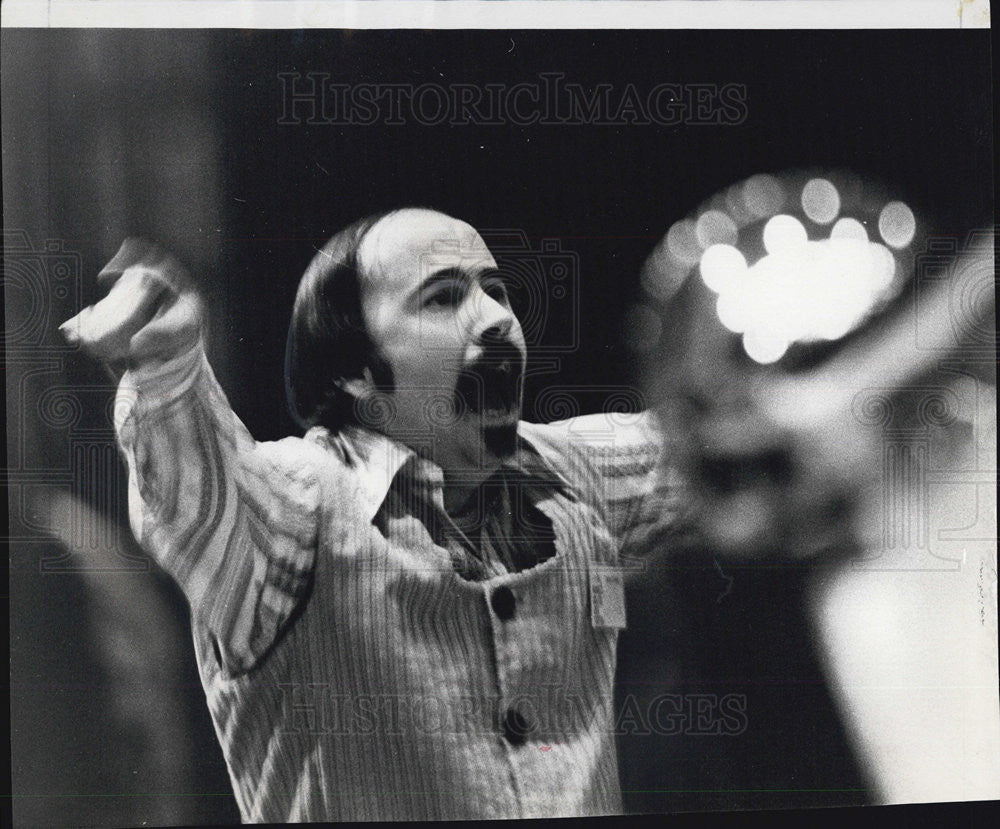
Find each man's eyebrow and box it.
[412,267,467,299]
[415,265,500,296]
[420,266,466,286]
[477,266,503,281]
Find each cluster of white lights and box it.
[694,177,916,364]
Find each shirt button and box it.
[501,707,534,746]
[490,585,516,621]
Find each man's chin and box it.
[479,405,520,429]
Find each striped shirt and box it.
[115,340,684,822]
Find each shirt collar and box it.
[338,425,427,523]
[310,422,572,524]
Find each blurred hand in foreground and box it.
[59,238,203,374]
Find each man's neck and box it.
[388,421,517,516]
[441,458,501,516]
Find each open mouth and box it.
[454,351,524,425]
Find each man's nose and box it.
[470,293,516,345]
[478,318,514,347]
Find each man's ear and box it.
[335,367,377,400]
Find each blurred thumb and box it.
[58,306,91,345]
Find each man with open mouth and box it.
[454,348,523,454]
[61,207,671,821]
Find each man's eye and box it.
[426,284,463,307]
[482,278,509,303]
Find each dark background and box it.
[4,28,993,824]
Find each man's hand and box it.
[59,238,203,373]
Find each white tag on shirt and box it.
[590,566,627,630]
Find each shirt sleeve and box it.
[115,339,323,674]
[543,411,691,564]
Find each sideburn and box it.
[367,351,396,393]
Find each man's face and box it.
[356,209,527,468]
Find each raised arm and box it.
[60,239,322,674]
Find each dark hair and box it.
[285,210,399,432]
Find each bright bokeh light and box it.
[878,201,916,249]
[699,243,747,294]
[725,183,754,224]
[716,289,750,333]
[868,242,896,292]
[640,243,683,302]
[712,233,903,362]
[695,209,738,248]
[801,178,841,224]
[742,174,785,219]
[762,214,808,254]
[663,172,915,366]
[665,219,702,265]
[810,239,877,340]
[831,217,868,242]
[742,329,788,364]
